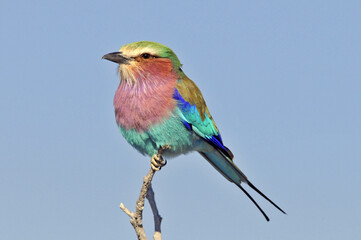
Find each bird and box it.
[102,41,286,221]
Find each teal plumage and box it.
[118,108,197,157]
[103,41,285,221]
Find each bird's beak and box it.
[102,51,130,64]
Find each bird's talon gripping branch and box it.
[151,154,167,171]
[150,144,170,171]
[162,159,167,167]
[151,162,160,171]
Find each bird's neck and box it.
[114,62,179,132]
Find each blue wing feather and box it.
[173,88,232,159]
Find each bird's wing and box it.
[175,75,286,221]
[174,75,233,160]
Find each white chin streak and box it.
[118,64,136,86]
[118,64,147,87]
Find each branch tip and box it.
[119,145,168,239]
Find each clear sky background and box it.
[1,1,360,239]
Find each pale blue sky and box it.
[1,1,361,239]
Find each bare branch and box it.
[146,184,162,240]
[120,145,170,240]
[120,203,134,218]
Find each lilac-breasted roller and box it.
[102,41,285,221]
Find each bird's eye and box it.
[141,53,151,59]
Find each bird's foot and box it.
[151,154,167,171]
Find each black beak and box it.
[102,51,130,64]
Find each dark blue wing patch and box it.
[182,120,192,131]
[205,135,233,159]
[174,88,233,160]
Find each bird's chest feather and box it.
[117,108,198,157]
[113,71,177,132]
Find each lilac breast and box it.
[114,71,178,132]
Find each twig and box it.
[146,184,162,240]
[120,145,170,240]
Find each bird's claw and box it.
[151,154,167,171]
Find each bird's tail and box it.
[199,150,286,221]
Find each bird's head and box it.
[103,41,183,85]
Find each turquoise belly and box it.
[118,108,197,157]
